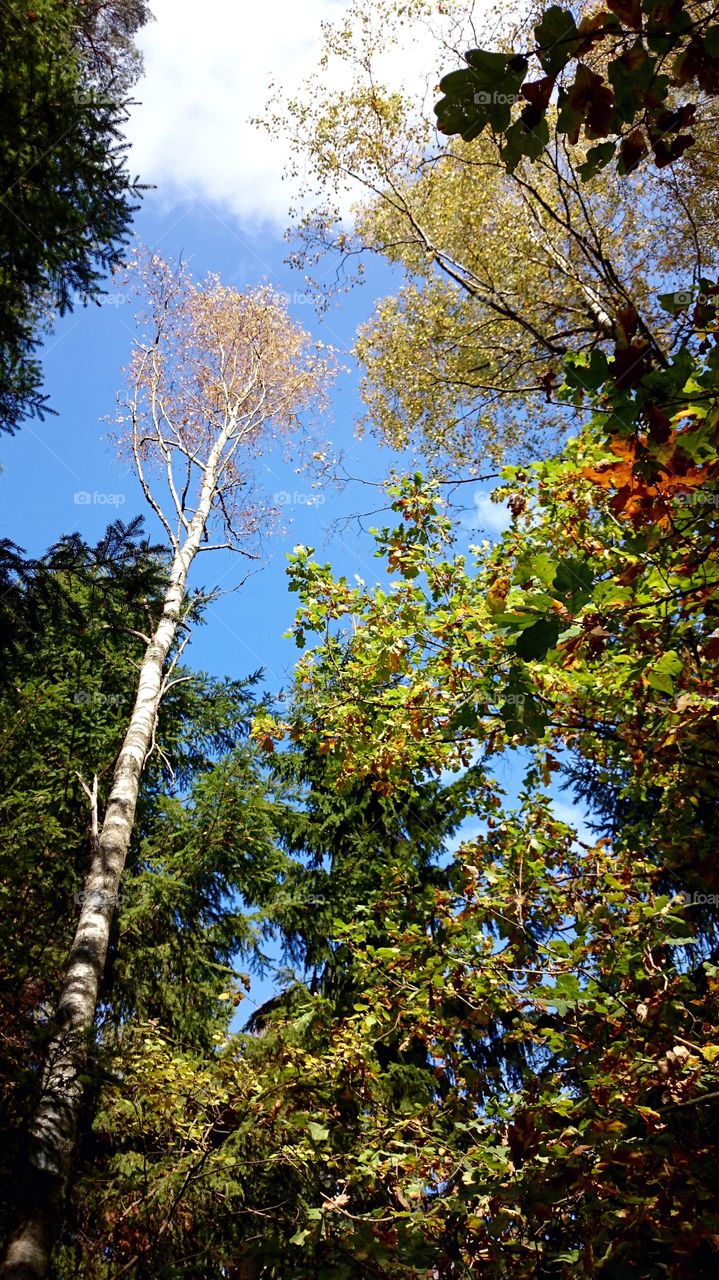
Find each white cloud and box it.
[125,0,346,227]
[463,489,512,537]
[124,0,457,228]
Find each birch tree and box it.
[263,0,719,466]
[0,252,332,1280]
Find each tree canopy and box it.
[263,0,719,466]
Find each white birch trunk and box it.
[1,428,231,1280]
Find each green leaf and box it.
[464,49,517,88]
[307,1121,330,1143]
[500,115,550,169]
[437,52,528,139]
[608,59,642,125]
[499,120,527,171]
[451,701,483,730]
[515,617,560,660]
[439,67,478,95]
[563,348,610,393]
[492,610,545,632]
[500,692,548,739]
[534,7,579,76]
[658,288,694,315]
[578,141,616,181]
[646,650,683,694]
[515,552,557,587]
[552,558,594,606]
[704,26,719,58]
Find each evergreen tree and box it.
[0,0,150,430]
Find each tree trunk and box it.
[1,439,229,1279]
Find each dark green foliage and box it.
[0,518,164,677]
[258,727,473,1009]
[0,0,150,430]
[106,725,289,1051]
[435,0,719,177]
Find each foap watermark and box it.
[673,491,719,508]
[73,691,126,708]
[274,490,325,508]
[663,287,715,310]
[78,292,127,307]
[73,88,115,109]
[276,289,315,307]
[97,293,127,308]
[474,90,521,105]
[74,490,126,506]
[674,891,719,907]
[74,888,126,909]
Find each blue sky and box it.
[1,190,509,692]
